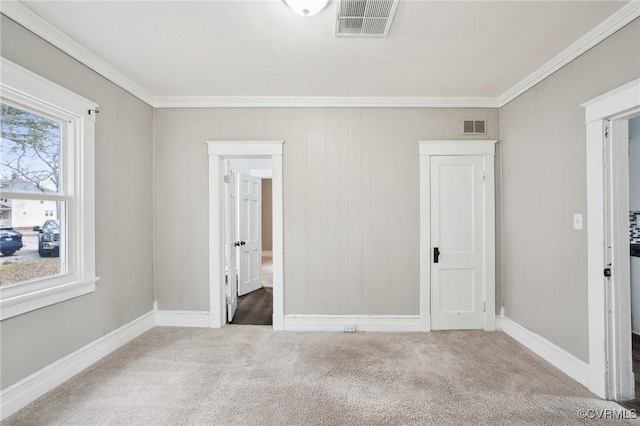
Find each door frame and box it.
[207,140,284,330]
[418,140,497,332]
[583,78,640,399]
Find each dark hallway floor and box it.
[620,333,640,412]
[230,287,273,325]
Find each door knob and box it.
[433,247,440,263]
[234,241,246,247]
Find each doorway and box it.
[226,159,273,325]
[206,141,284,330]
[623,116,640,410]
[583,78,640,400]
[418,140,497,331]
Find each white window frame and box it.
[0,57,98,320]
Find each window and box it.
[0,58,98,320]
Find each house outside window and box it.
[0,58,98,320]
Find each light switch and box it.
[573,214,583,230]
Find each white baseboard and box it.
[497,315,589,387]
[155,310,211,328]
[284,314,421,332]
[273,312,284,331]
[0,310,155,421]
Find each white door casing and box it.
[606,118,634,401]
[224,161,238,322]
[419,140,497,332]
[583,78,640,400]
[207,141,284,330]
[430,155,485,330]
[237,173,262,296]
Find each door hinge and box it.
[224,174,231,183]
[226,295,231,304]
[483,302,486,312]
[482,171,486,182]
[225,273,228,285]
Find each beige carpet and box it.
[262,256,273,288]
[4,327,635,425]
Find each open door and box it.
[224,161,238,322]
[237,173,262,296]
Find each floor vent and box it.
[335,0,400,37]
[462,119,487,135]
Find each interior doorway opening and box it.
[206,141,284,331]
[583,79,640,400]
[226,159,274,325]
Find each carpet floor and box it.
[4,327,636,425]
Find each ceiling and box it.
[12,1,631,101]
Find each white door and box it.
[430,155,484,330]
[224,162,238,322]
[237,173,262,296]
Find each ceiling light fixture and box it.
[284,0,330,17]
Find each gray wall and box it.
[0,16,155,389]
[154,108,500,314]
[500,19,640,362]
[262,179,273,252]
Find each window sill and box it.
[0,277,100,320]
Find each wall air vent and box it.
[335,0,400,37]
[462,120,487,135]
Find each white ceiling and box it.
[17,1,629,99]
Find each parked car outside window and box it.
[0,227,24,256]
[33,219,60,257]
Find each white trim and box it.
[283,315,421,332]
[608,119,634,401]
[0,279,97,321]
[207,141,284,330]
[2,2,637,109]
[155,96,498,109]
[1,57,97,115]
[585,118,609,399]
[418,140,498,156]
[0,310,155,421]
[0,2,155,106]
[497,315,589,388]
[582,79,640,124]
[418,140,497,331]
[155,310,211,328]
[0,58,98,320]
[498,2,640,107]
[584,80,640,400]
[208,140,283,157]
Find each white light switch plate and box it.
[573,214,583,230]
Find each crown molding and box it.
[2,0,637,110]
[497,1,640,107]
[154,96,499,108]
[0,0,156,106]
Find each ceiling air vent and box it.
[335,0,400,38]
[462,120,487,135]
